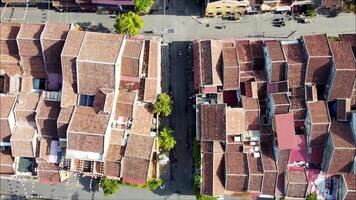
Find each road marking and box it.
[23,3,28,20]
[0,4,7,19]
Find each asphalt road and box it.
[0,174,195,200]
[1,2,355,42]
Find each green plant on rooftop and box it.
[158,127,176,151]
[146,178,163,190]
[114,12,144,36]
[306,193,318,200]
[99,177,119,196]
[153,93,173,118]
[135,0,154,15]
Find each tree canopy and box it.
[153,93,173,117]
[159,127,176,151]
[114,11,144,36]
[135,0,154,14]
[100,177,119,196]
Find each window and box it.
[33,78,46,90]
[79,94,95,107]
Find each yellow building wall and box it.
[205,1,249,17]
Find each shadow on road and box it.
[76,21,112,33]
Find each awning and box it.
[276,6,292,12]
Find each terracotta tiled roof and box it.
[67,107,109,153]
[114,90,137,122]
[321,0,341,7]
[307,101,330,124]
[41,23,70,40]
[17,24,44,40]
[236,40,253,63]
[287,64,305,88]
[305,57,331,84]
[67,131,104,153]
[226,144,248,175]
[201,152,225,196]
[265,41,285,61]
[223,66,239,91]
[123,39,143,59]
[147,40,160,79]
[339,33,356,56]
[105,161,120,177]
[330,120,355,148]
[77,32,123,63]
[303,34,331,57]
[270,62,286,82]
[131,103,154,135]
[124,134,154,160]
[38,161,60,183]
[0,150,15,174]
[282,43,304,65]
[260,142,277,171]
[93,88,114,113]
[201,40,223,86]
[222,47,238,67]
[68,106,109,135]
[61,35,82,107]
[10,126,36,157]
[36,96,61,139]
[122,157,149,185]
[328,41,356,100]
[225,107,245,134]
[285,168,308,198]
[0,94,16,119]
[0,22,20,40]
[77,61,116,94]
[250,40,264,58]
[61,30,85,57]
[200,104,226,141]
[57,106,74,139]
[201,141,225,153]
[121,56,140,77]
[344,174,356,191]
[143,78,158,102]
[261,171,277,195]
[106,145,124,162]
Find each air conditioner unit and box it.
[254,152,260,158]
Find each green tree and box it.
[146,178,163,190]
[99,177,119,196]
[135,0,154,14]
[306,193,318,200]
[153,93,173,117]
[159,127,176,151]
[114,12,144,36]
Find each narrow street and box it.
[167,41,195,195]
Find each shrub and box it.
[306,5,317,17]
[306,193,318,200]
[193,138,201,168]
[99,177,119,196]
[146,178,163,190]
[198,194,217,200]
[159,127,176,151]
